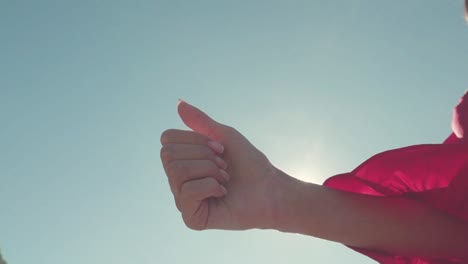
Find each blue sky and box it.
[1,1,467,263]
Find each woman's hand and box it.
[160,101,282,230]
[161,100,468,259]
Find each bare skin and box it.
[160,100,468,259]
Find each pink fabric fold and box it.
[323,93,468,263]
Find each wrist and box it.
[264,167,316,232]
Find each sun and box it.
[281,154,327,184]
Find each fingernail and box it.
[219,169,230,181]
[215,156,228,170]
[208,141,224,154]
[220,185,228,195]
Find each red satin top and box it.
[323,93,468,264]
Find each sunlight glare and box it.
[282,153,327,184]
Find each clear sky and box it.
[1,1,468,263]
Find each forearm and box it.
[271,169,468,258]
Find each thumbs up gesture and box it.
[160,100,283,231]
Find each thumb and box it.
[177,100,226,141]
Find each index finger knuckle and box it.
[160,129,178,145]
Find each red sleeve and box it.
[323,144,468,264]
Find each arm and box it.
[271,169,468,258]
[162,100,468,259]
